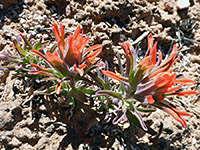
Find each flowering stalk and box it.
[98,33,198,128]
[28,23,103,99]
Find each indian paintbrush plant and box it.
[28,23,103,102]
[0,23,198,142]
[97,34,198,131]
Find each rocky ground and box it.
[0,0,200,149]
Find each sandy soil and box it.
[0,0,200,149]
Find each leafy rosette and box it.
[0,34,48,76]
[97,33,198,131]
[28,23,102,99]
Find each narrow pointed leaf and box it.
[49,44,57,53]
[30,50,47,61]
[60,23,65,41]
[151,41,157,64]
[0,66,15,70]
[136,107,156,112]
[87,72,104,88]
[101,70,128,82]
[81,88,96,95]
[96,90,123,100]
[13,39,27,56]
[19,34,33,50]
[33,38,43,50]
[163,107,187,127]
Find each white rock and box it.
[36,33,42,39]
[20,18,26,24]
[22,24,29,29]
[35,25,42,30]
[192,138,197,145]
[28,30,37,36]
[43,34,49,39]
[177,0,190,10]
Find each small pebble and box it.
[19,12,25,17]
[35,25,42,30]
[192,138,197,145]
[20,18,26,24]
[28,30,37,36]
[36,33,42,38]
[39,105,46,111]
[177,0,190,10]
[22,5,28,9]
[43,34,49,39]
[22,24,29,29]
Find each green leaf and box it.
[136,107,156,112]
[34,39,49,51]
[128,68,135,84]
[129,68,142,93]
[96,90,123,100]
[0,65,15,70]
[87,72,104,89]
[51,69,65,78]
[33,38,43,50]
[72,88,87,102]
[118,82,125,95]
[81,88,96,95]
[49,44,57,53]
[13,39,27,57]
[20,34,33,50]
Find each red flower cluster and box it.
[101,34,198,127]
[29,23,102,94]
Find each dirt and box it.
[0,0,200,149]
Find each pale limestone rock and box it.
[177,0,190,10]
